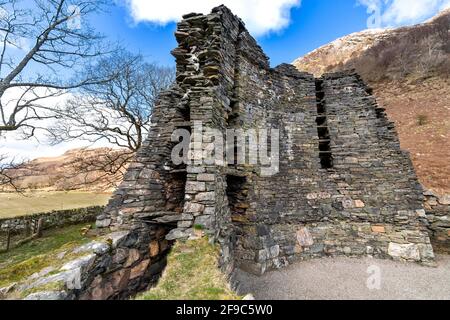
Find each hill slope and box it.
[293,10,450,195]
[2,148,128,192]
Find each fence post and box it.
[26,220,32,237]
[36,218,43,238]
[6,228,11,252]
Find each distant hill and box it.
[2,148,129,192]
[293,9,450,195]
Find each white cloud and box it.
[0,136,98,163]
[123,0,301,36]
[358,0,450,27]
[0,88,112,162]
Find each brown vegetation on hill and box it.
[1,148,128,192]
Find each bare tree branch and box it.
[51,51,175,152]
[0,0,114,138]
[49,51,175,188]
[0,153,27,192]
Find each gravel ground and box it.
[235,255,450,300]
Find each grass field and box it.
[0,191,111,218]
[0,223,93,287]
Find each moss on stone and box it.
[18,281,66,299]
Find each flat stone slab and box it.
[24,291,67,300]
[235,255,450,300]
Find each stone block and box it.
[256,249,268,263]
[61,254,97,273]
[178,220,193,228]
[124,249,140,267]
[96,218,111,228]
[185,181,206,192]
[24,291,68,300]
[195,192,215,201]
[184,202,205,214]
[110,269,130,292]
[194,215,213,229]
[130,259,150,280]
[166,228,193,241]
[342,198,354,209]
[416,209,426,218]
[343,247,352,254]
[149,241,159,257]
[296,227,314,246]
[90,282,115,300]
[112,248,129,265]
[187,167,206,174]
[269,245,280,258]
[203,206,215,215]
[310,243,325,254]
[388,243,420,261]
[417,244,435,261]
[354,200,365,208]
[197,174,215,182]
[371,226,386,233]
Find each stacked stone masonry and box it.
[97,5,437,278]
[0,206,103,235]
[424,191,450,254]
[2,226,171,300]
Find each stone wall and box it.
[424,191,450,253]
[76,225,171,300]
[98,5,435,278]
[0,206,102,234]
[227,58,434,273]
[2,224,171,300]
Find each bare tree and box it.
[50,51,175,188]
[0,0,115,191]
[52,51,175,151]
[0,0,112,138]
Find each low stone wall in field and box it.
[0,206,104,234]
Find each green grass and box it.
[137,238,240,301]
[0,191,111,218]
[0,223,93,287]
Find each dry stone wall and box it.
[2,225,171,300]
[424,191,450,253]
[0,206,102,235]
[97,5,436,278]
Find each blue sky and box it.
[90,0,450,67]
[2,0,450,160]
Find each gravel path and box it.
[235,255,450,300]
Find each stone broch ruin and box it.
[97,5,435,277]
[20,6,449,300]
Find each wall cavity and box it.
[315,79,333,169]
